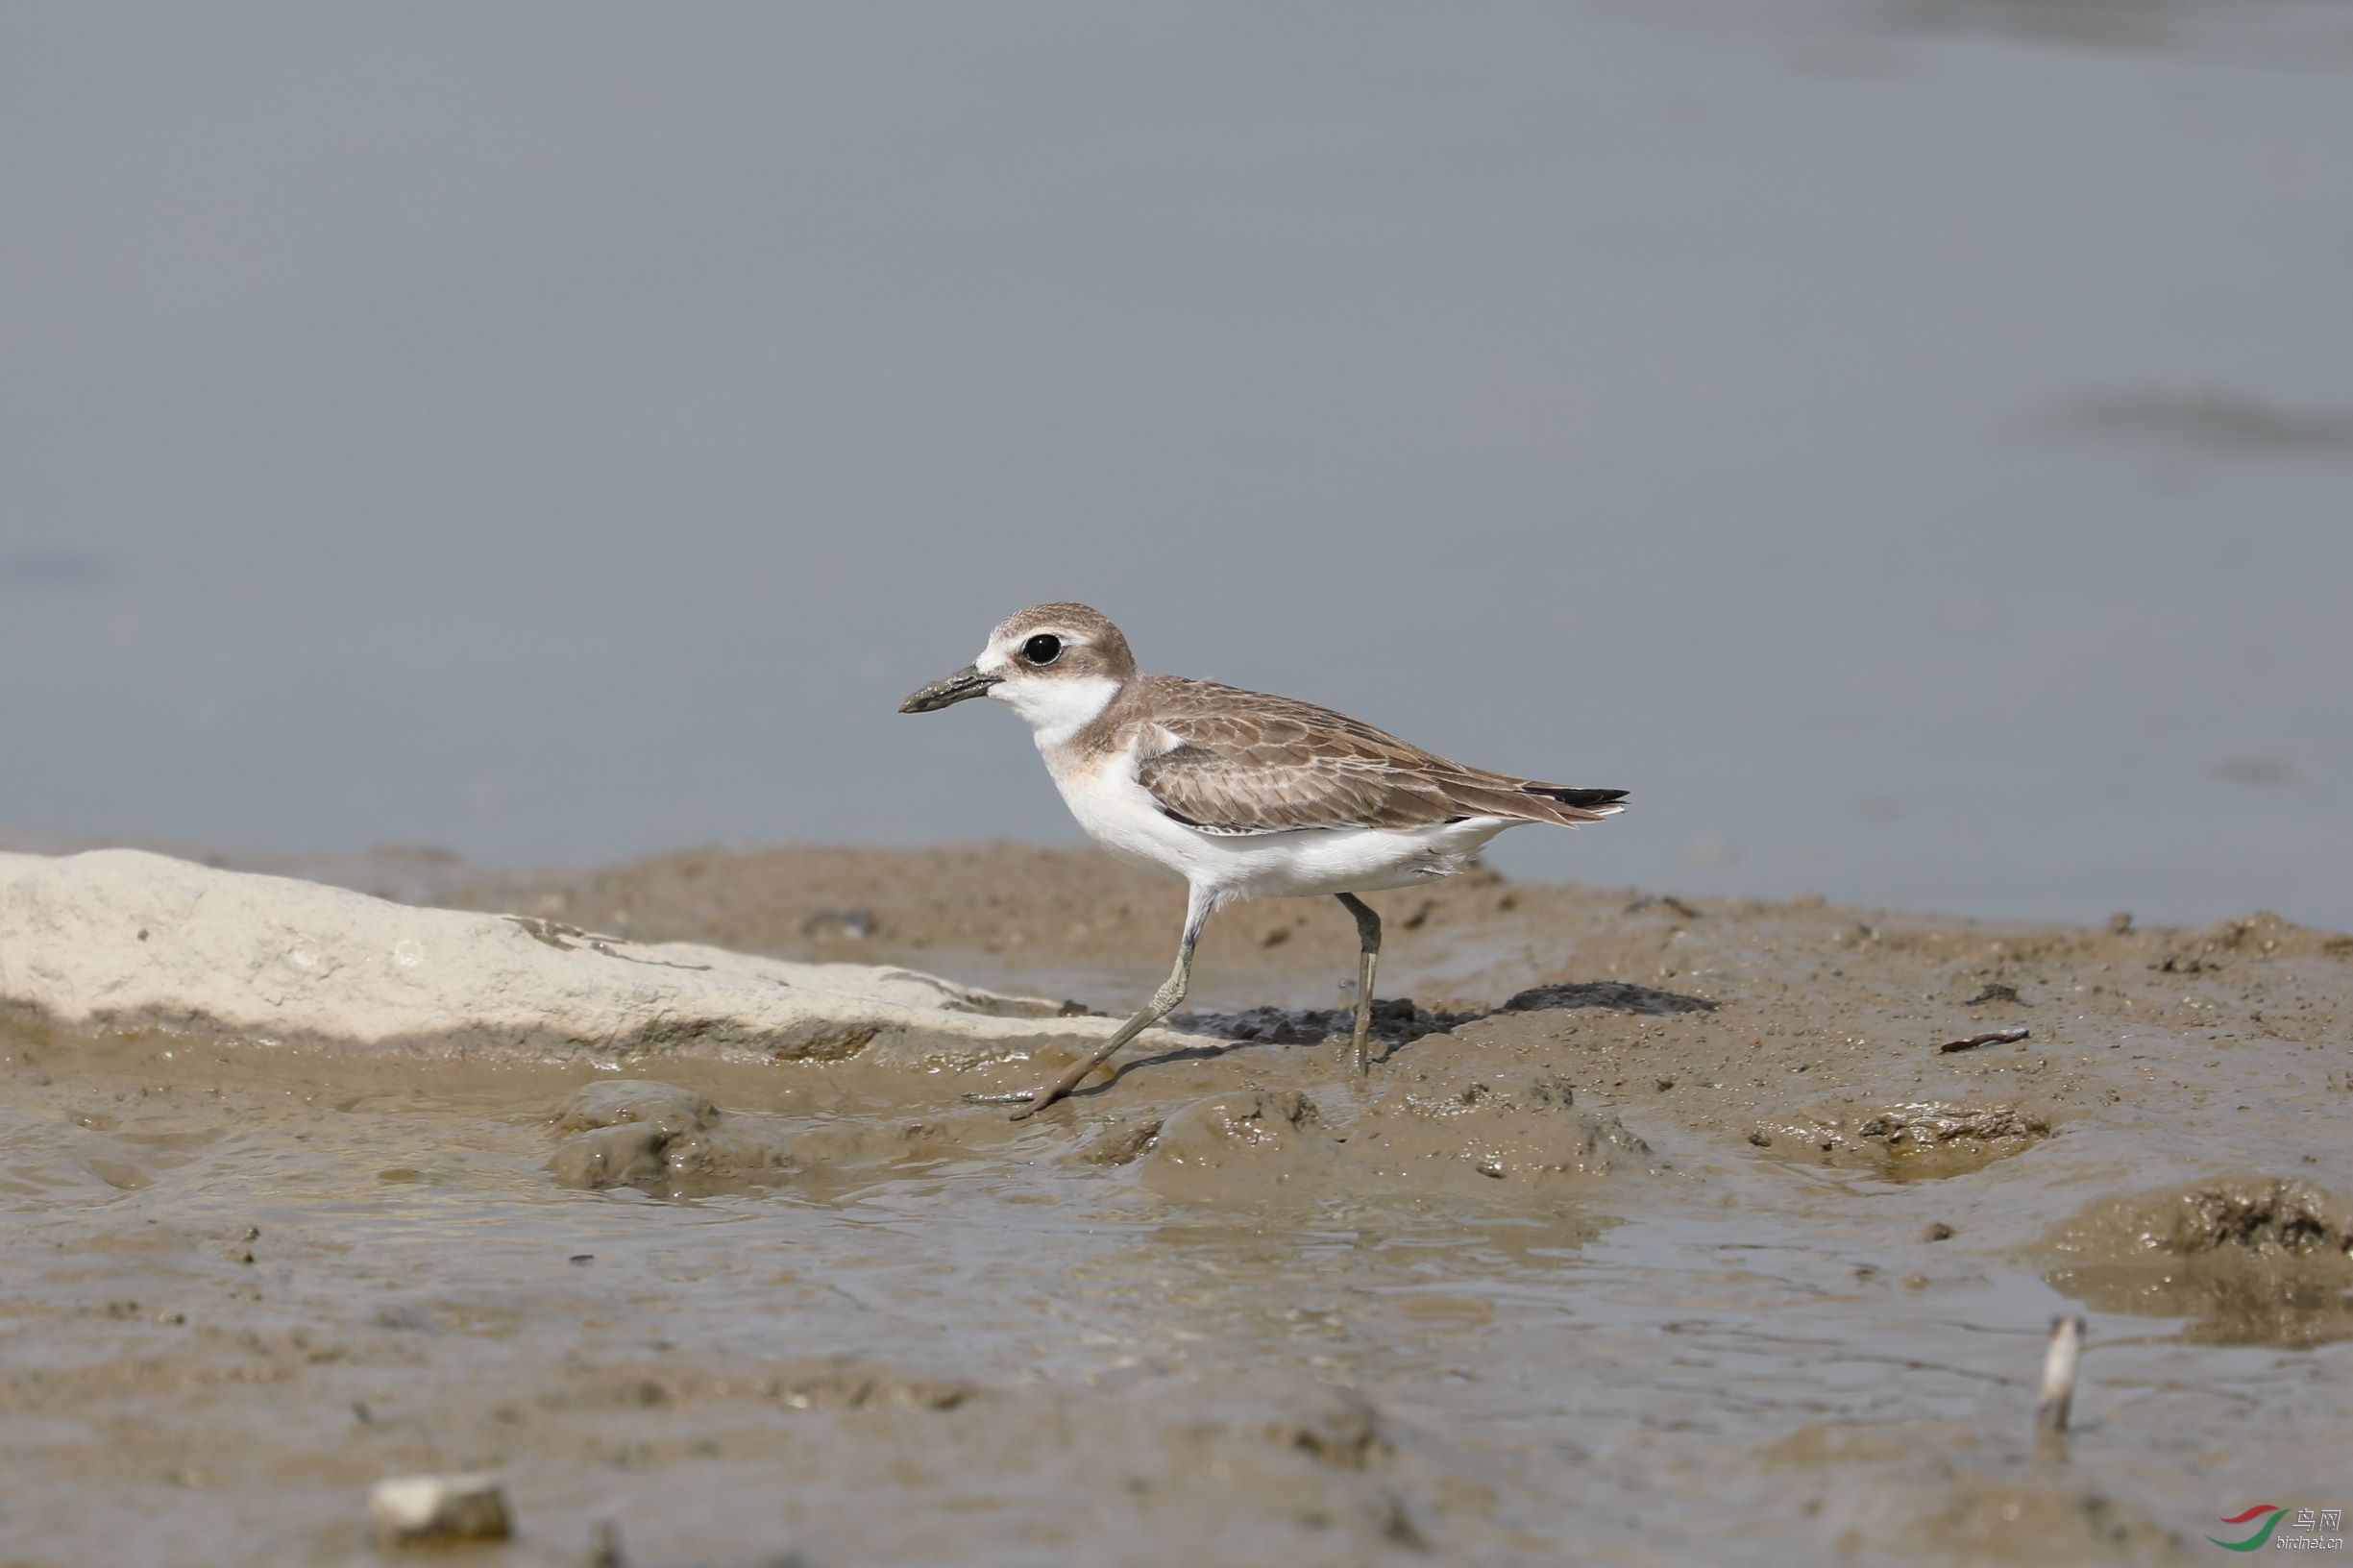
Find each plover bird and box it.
[900,603,1627,1118]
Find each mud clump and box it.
[547,1080,795,1198]
[1268,1385,1391,1473]
[1355,1070,1657,1187]
[1073,1116,1165,1167]
[1749,1101,2049,1180]
[553,1080,717,1138]
[2056,1177,2353,1262]
[2043,1178,2353,1347]
[2151,1180,2351,1258]
[2151,910,2353,973]
[1141,1090,1332,1196]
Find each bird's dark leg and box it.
[969,885,1214,1120]
[1336,892,1381,1075]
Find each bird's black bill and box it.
[898,663,1002,713]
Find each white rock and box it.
[368,1472,512,1543]
[0,849,1204,1066]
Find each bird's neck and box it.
[1001,671,1131,753]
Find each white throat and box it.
[991,673,1122,749]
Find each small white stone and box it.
[369,1473,513,1544]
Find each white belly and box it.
[1043,746,1516,901]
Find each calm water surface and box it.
[6,1,2350,926]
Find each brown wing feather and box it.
[1132,677,1625,835]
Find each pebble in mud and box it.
[547,1081,795,1197]
[368,1473,512,1545]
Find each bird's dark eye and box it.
[1022,633,1063,666]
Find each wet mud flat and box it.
[5,846,2352,1566]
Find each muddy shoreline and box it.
[4,843,2349,1565]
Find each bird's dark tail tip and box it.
[1524,786,1630,809]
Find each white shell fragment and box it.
[2036,1314,2084,1433]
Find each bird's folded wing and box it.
[1133,687,1468,834]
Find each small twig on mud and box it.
[1938,1027,2029,1054]
[2037,1314,2084,1437]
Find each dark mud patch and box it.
[1173,997,1477,1047]
[548,1080,796,1198]
[1749,1101,2051,1180]
[1499,980,1719,1016]
[1170,978,1719,1058]
[2043,1179,2353,1347]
